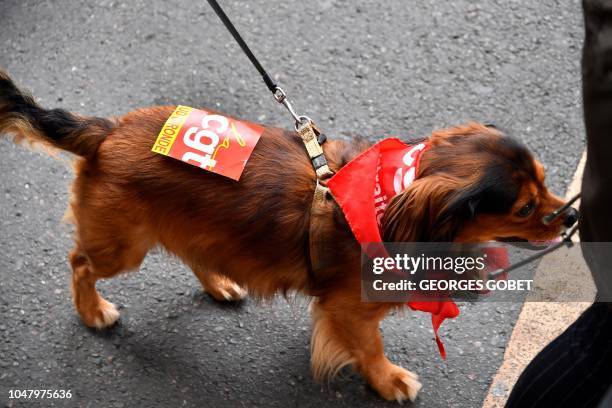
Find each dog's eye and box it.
[517,200,536,217]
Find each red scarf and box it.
[327,138,459,358]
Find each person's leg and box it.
[506,302,612,408]
[597,385,612,408]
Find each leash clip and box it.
[273,87,303,127]
[273,87,332,179]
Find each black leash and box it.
[206,0,277,94]
[205,0,333,179]
[206,0,307,128]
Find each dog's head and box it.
[382,123,573,244]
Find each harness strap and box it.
[308,180,336,279]
[300,121,335,280]
[296,120,334,179]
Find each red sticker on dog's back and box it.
[151,105,263,180]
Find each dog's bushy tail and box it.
[0,69,115,158]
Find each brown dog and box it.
[0,70,570,402]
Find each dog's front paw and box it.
[204,275,247,302]
[79,296,120,329]
[368,363,422,403]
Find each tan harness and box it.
[295,120,337,279]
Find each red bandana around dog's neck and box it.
[327,138,460,359]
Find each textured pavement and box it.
[0,1,584,407]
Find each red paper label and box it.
[151,105,263,180]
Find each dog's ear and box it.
[382,175,482,242]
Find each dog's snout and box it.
[563,207,579,228]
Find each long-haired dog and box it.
[0,70,572,402]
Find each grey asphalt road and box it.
[0,0,584,407]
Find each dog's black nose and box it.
[563,207,579,228]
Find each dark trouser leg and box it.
[506,302,612,408]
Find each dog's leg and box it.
[310,296,421,403]
[69,239,148,328]
[69,247,119,328]
[190,266,247,302]
[67,205,151,329]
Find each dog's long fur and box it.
[0,70,568,402]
